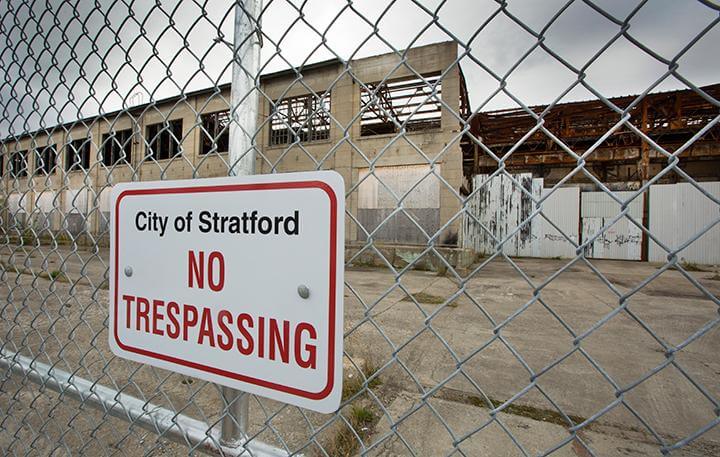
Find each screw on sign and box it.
[109,171,345,413]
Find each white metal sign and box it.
[109,171,344,413]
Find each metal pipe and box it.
[220,386,249,447]
[228,0,263,177]
[0,349,288,457]
[222,0,264,446]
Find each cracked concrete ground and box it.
[0,244,718,455]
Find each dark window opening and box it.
[360,72,442,136]
[269,92,331,146]
[146,119,183,160]
[9,150,28,177]
[35,144,57,175]
[66,138,91,171]
[102,129,133,165]
[200,111,230,154]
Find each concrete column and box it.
[438,46,464,246]
[331,71,357,243]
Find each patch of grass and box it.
[342,359,382,401]
[706,273,720,281]
[664,262,711,272]
[330,405,378,457]
[402,291,457,307]
[681,262,708,272]
[350,405,375,427]
[39,270,69,283]
[49,270,63,279]
[466,395,587,428]
[439,388,588,429]
[329,365,383,456]
[397,251,422,266]
[330,423,358,456]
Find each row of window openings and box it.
[1,130,135,177]
[1,77,443,176]
[0,116,227,177]
[268,76,443,145]
[0,120,187,176]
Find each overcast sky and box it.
[1,0,718,137]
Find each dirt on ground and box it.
[1,245,718,456]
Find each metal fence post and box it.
[220,0,263,448]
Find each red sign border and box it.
[113,180,338,400]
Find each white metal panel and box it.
[516,178,544,257]
[649,182,720,265]
[581,191,643,218]
[7,193,29,214]
[536,187,580,258]
[33,192,57,231]
[35,192,55,213]
[64,188,89,214]
[582,216,642,260]
[357,170,379,209]
[463,173,543,256]
[581,191,643,260]
[99,188,112,213]
[358,165,439,209]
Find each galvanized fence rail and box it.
[1,0,719,456]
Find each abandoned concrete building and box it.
[1,40,718,263]
[0,41,467,248]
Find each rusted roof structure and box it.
[464,84,720,184]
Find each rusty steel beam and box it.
[463,83,720,178]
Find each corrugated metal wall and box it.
[463,176,580,259]
[537,187,580,258]
[463,173,543,256]
[649,182,720,265]
[580,191,644,261]
[464,177,646,261]
[464,177,718,264]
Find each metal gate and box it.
[1,1,719,456]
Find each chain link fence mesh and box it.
[1,0,719,455]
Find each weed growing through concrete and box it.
[329,404,379,456]
[49,270,63,279]
[330,360,384,456]
[342,359,382,401]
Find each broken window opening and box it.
[9,150,28,177]
[66,138,91,171]
[269,92,331,146]
[146,119,183,160]
[360,72,442,136]
[35,144,57,175]
[200,111,230,154]
[102,129,133,166]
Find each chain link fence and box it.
[1,0,719,455]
